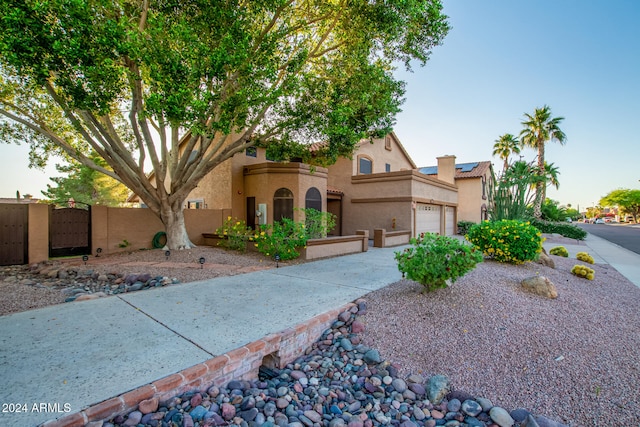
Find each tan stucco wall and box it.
[244,163,328,224]
[457,178,487,223]
[90,206,226,255]
[339,170,458,237]
[28,203,49,264]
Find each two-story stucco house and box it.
[164,133,461,238]
[419,159,494,224]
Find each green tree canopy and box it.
[600,189,640,222]
[520,105,566,219]
[0,0,449,249]
[42,152,130,207]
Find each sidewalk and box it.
[1,234,639,426]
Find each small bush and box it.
[549,246,569,257]
[529,218,587,240]
[395,233,483,292]
[298,207,336,239]
[466,220,543,264]
[572,264,595,280]
[216,217,254,252]
[457,220,476,236]
[576,251,594,264]
[252,218,307,260]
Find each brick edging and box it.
[41,302,356,427]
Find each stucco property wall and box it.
[27,203,49,264]
[457,178,486,223]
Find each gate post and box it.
[28,204,49,264]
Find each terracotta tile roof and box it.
[327,185,343,195]
[419,161,492,179]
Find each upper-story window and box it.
[246,147,257,157]
[358,156,373,175]
[385,163,391,173]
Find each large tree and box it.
[600,189,640,222]
[492,133,521,173]
[0,0,449,249]
[519,105,566,219]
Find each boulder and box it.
[521,276,558,299]
[536,248,555,269]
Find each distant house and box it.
[419,159,493,223]
[0,194,40,204]
[139,132,460,237]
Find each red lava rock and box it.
[190,393,203,407]
[351,320,366,333]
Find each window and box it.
[273,188,293,221]
[481,176,487,200]
[305,187,322,211]
[187,199,204,209]
[385,163,391,173]
[245,147,257,157]
[358,156,372,174]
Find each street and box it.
[576,223,640,255]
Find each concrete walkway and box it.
[1,234,639,426]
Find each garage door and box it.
[445,206,455,236]
[416,203,441,235]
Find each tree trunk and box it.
[533,140,545,219]
[160,202,196,250]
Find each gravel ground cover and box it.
[360,253,640,426]
[2,236,639,426]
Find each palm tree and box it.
[492,133,521,173]
[542,162,560,199]
[520,105,566,218]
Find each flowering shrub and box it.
[572,264,595,280]
[549,246,569,257]
[394,233,483,292]
[576,252,594,264]
[215,217,254,252]
[457,220,476,236]
[253,218,307,261]
[466,220,543,264]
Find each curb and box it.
[40,302,357,427]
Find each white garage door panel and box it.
[416,204,440,235]
[445,206,455,236]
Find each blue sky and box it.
[1,0,639,211]
[394,0,640,211]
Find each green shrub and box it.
[549,246,569,257]
[394,233,483,292]
[572,264,595,280]
[529,218,587,240]
[298,207,336,239]
[466,220,543,264]
[576,251,594,264]
[457,220,476,236]
[216,217,254,252]
[252,218,307,260]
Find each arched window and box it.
[305,187,322,212]
[273,188,294,222]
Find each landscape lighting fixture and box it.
[275,253,280,268]
[82,255,89,265]
[199,257,206,269]
[165,250,171,261]
[96,247,102,257]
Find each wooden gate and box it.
[49,205,91,258]
[0,204,28,266]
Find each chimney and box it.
[437,155,456,185]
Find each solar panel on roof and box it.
[456,162,479,173]
[419,166,438,175]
